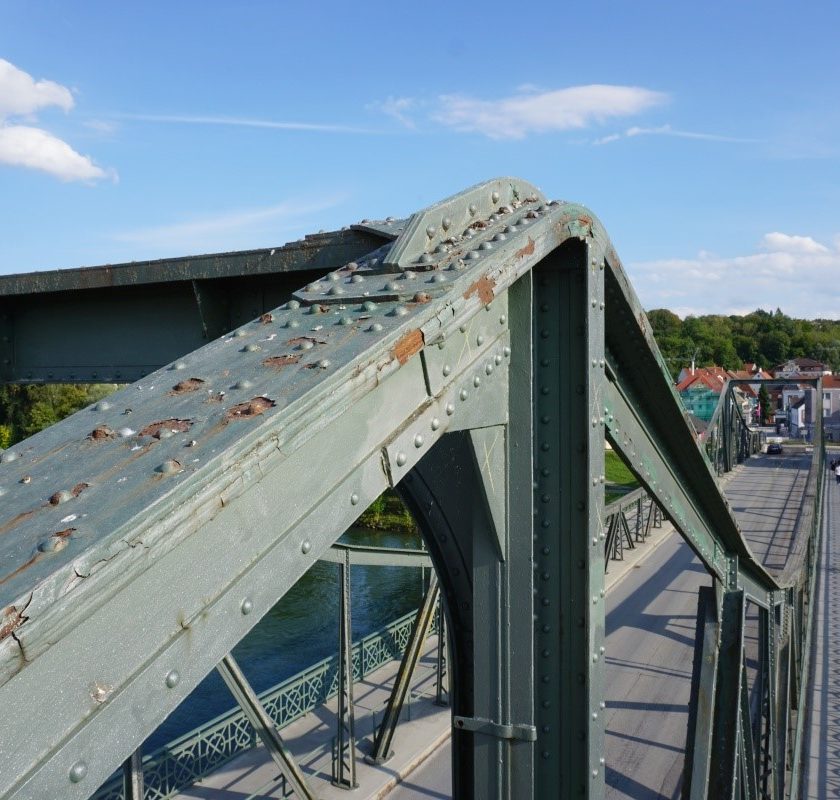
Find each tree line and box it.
[647,308,840,379]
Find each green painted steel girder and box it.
[0,177,823,800]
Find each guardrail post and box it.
[332,548,358,788]
[435,598,448,706]
[121,748,144,800]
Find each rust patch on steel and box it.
[225,396,276,421]
[53,527,76,538]
[170,378,205,395]
[71,482,89,497]
[88,425,114,441]
[263,355,301,369]
[515,237,535,260]
[259,312,274,324]
[139,418,193,438]
[411,292,431,304]
[463,275,496,307]
[393,329,424,366]
[0,597,31,642]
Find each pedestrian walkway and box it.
[174,637,450,800]
[803,471,840,798]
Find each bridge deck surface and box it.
[803,458,840,799]
[606,450,810,799]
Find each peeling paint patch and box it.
[225,396,276,421]
[393,329,424,366]
[515,237,535,260]
[88,425,114,441]
[286,336,325,347]
[463,275,496,307]
[139,419,193,438]
[259,312,274,324]
[263,355,301,369]
[170,378,206,395]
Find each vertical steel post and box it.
[216,654,315,800]
[121,748,144,800]
[333,548,357,788]
[435,598,448,706]
[533,241,605,798]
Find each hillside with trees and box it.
[647,308,840,379]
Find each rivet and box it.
[317,359,331,368]
[96,401,111,411]
[442,216,451,230]
[468,203,477,216]
[156,459,183,475]
[419,253,433,264]
[591,298,597,307]
[491,190,500,203]
[599,646,606,654]
[467,251,481,260]
[242,343,261,352]
[233,379,253,390]
[69,761,88,783]
[287,300,301,309]
[389,307,409,317]
[241,598,254,615]
[432,273,446,283]
[396,452,407,466]
[172,362,187,370]
[350,274,365,284]
[592,769,599,778]
[351,493,360,505]
[285,319,300,329]
[425,224,437,238]
[476,334,484,345]
[442,364,452,376]
[368,323,384,332]
[165,670,180,688]
[473,376,481,388]
[460,389,468,401]
[301,540,312,554]
[339,316,353,325]
[445,403,455,415]
[414,434,424,448]
[494,354,502,366]
[431,418,440,431]
[479,242,493,251]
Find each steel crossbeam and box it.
[0,177,826,800]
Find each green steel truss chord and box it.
[369,573,440,764]
[0,177,826,800]
[216,654,315,799]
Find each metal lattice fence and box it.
[92,607,436,800]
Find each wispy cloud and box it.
[629,232,840,318]
[0,59,113,182]
[371,96,416,129]
[117,113,379,135]
[430,85,668,140]
[111,196,344,254]
[594,123,758,146]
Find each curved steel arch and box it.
[0,178,822,799]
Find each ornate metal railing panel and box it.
[90,609,437,800]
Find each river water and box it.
[144,527,424,753]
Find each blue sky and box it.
[2,0,839,317]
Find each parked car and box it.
[767,443,783,454]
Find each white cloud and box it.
[0,59,113,182]
[594,123,758,146]
[760,232,828,254]
[628,233,840,319]
[112,197,344,254]
[0,59,74,118]
[374,97,416,129]
[0,125,109,181]
[430,85,667,140]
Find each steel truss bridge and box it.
[0,178,824,799]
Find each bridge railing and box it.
[91,607,438,800]
[603,486,662,568]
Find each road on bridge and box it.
[390,450,812,799]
